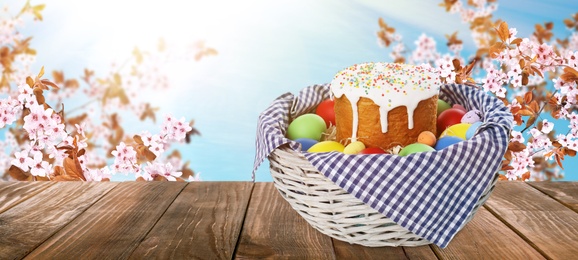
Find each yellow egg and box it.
[343,141,366,154]
[417,131,437,147]
[307,141,345,153]
[440,123,472,140]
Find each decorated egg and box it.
[437,99,451,116]
[359,147,388,154]
[437,108,466,134]
[434,136,463,150]
[452,104,467,112]
[417,131,437,147]
[307,141,345,153]
[315,99,336,128]
[461,109,483,124]
[294,138,318,151]
[440,123,472,140]
[344,141,366,154]
[466,121,483,139]
[287,114,327,141]
[399,143,435,156]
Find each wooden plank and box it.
[129,182,253,259]
[484,182,578,260]
[0,182,118,259]
[333,239,438,260]
[529,182,578,212]
[433,207,544,259]
[0,182,54,214]
[25,181,186,259]
[235,182,335,259]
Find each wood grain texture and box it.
[484,182,578,260]
[433,207,545,259]
[235,182,335,259]
[333,239,437,260]
[25,181,186,260]
[0,182,117,259]
[0,182,54,214]
[129,182,253,259]
[529,182,578,212]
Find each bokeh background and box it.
[3,0,578,181]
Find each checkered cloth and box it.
[253,83,513,248]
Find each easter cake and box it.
[331,62,441,150]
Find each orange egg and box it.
[417,131,437,147]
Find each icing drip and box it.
[331,62,440,137]
[349,96,360,142]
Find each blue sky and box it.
[3,0,578,181]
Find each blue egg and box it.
[434,136,463,150]
[295,138,318,151]
[466,121,483,139]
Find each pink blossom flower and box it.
[86,167,112,182]
[29,151,51,177]
[143,162,182,181]
[11,150,34,172]
[511,131,524,143]
[533,43,555,66]
[17,83,34,104]
[111,142,138,175]
[541,119,554,134]
[565,50,578,69]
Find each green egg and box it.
[287,114,327,141]
[437,99,452,116]
[398,143,436,156]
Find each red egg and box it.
[437,108,466,134]
[359,147,388,154]
[315,99,335,128]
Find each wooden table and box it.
[0,181,577,259]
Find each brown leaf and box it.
[26,76,34,88]
[40,79,59,89]
[524,91,533,104]
[530,100,540,114]
[63,156,86,181]
[153,175,167,181]
[521,171,531,181]
[8,165,28,181]
[561,67,578,82]
[496,21,510,42]
[566,148,577,157]
[510,38,523,46]
[555,153,564,169]
[508,141,527,152]
[504,150,512,161]
[52,175,80,181]
[133,135,144,145]
[144,148,157,161]
[526,116,537,128]
[521,72,529,86]
[489,42,505,58]
[33,87,45,105]
[517,109,535,116]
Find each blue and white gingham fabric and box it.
[253,83,513,248]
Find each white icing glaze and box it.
[330,62,441,142]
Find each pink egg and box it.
[452,104,467,112]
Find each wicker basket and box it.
[269,144,498,247]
